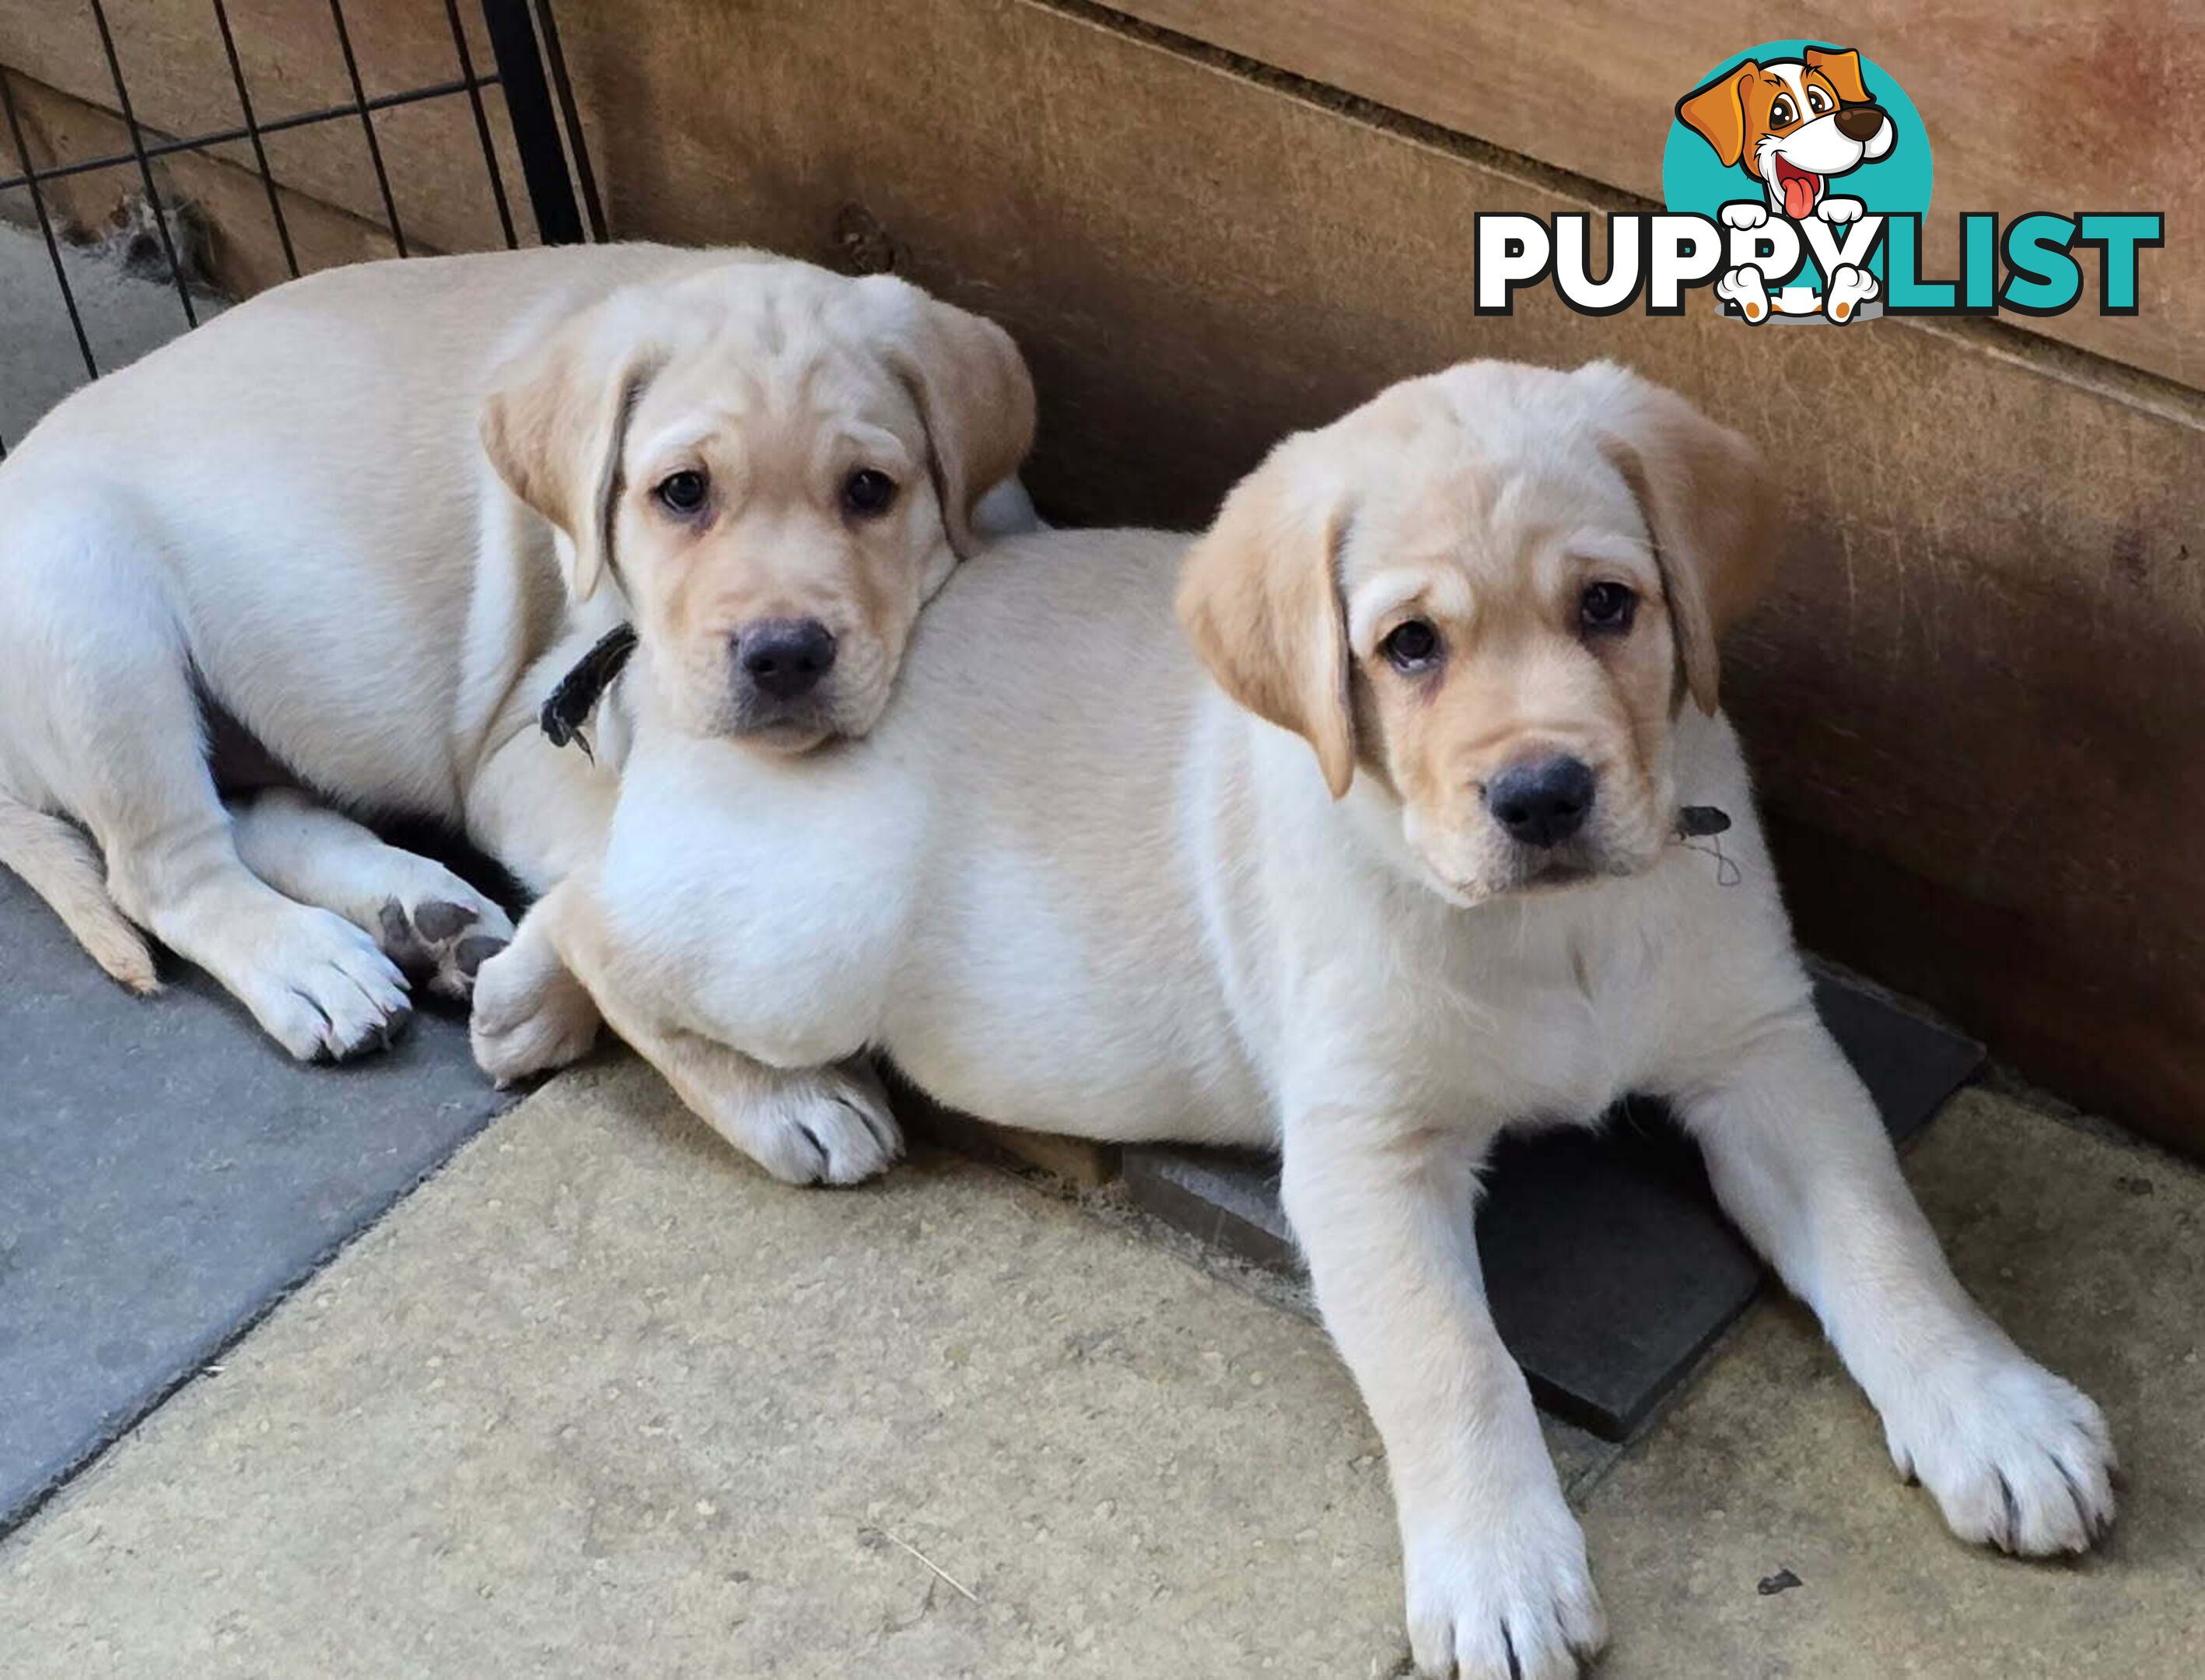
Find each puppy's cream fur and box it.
[479,360,2116,1678]
[0,244,1032,1064]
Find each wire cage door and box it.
[0,0,604,456]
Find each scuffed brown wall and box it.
[1109,0,2205,388]
[543,0,2205,1153]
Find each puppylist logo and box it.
[1673,44,1909,323]
[1475,40,2161,325]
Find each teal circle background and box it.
[1661,40,1933,289]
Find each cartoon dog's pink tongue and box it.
[1775,159,1821,219]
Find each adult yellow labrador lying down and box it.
[474,361,2115,1678]
[0,244,1033,1065]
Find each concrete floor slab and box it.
[2,1068,2197,1678]
[0,870,512,1535]
[0,1061,1421,1680]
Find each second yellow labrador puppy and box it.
[0,243,1032,1096]
[475,361,2114,1677]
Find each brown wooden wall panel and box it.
[536,0,2205,1152]
[1105,0,2202,389]
[0,0,520,278]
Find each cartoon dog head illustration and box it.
[1676,47,1894,220]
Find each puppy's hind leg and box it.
[230,789,514,1002]
[650,1034,903,1188]
[0,495,408,1060]
[474,877,902,1185]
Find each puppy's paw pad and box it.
[469,947,599,1085]
[1818,195,1866,224]
[1405,1503,1605,1678]
[1720,201,1770,229]
[454,933,507,979]
[1885,1356,2116,1556]
[737,1063,904,1187]
[376,884,516,1002]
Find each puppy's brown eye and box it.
[656,471,708,514]
[843,468,898,517]
[1382,619,1441,672]
[1580,581,1636,634]
[1769,95,1796,128]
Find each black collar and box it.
[540,623,638,757]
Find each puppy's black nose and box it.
[1486,755,1596,849]
[1835,103,1885,142]
[737,618,836,701]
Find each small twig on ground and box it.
[862,1525,982,1603]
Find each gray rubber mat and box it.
[1122,971,1984,1440]
[0,869,512,1535]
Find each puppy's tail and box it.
[0,793,160,994]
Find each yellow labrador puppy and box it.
[0,244,1033,1098]
[475,361,2113,1676]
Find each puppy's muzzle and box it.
[735,618,837,703]
[1485,754,1595,849]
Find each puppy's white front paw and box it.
[1825,263,1880,321]
[1881,1350,2116,1555]
[240,902,412,1062]
[1714,264,1771,322]
[470,943,600,1086]
[1818,194,1865,224]
[1719,200,1769,229]
[1402,1496,1606,1679]
[730,1059,904,1187]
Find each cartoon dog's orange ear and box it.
[1675,61,1759,168]
[1803,45,1871,104]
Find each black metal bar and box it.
[0,67,98,382]
[443,0,517,249]
[0,81,496,196]
[479,0,583,244]
[530,0,604,241]
[86,0,198,327]
[210,0,299,278]
[325,0,407,256]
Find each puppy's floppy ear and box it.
[1577,362,1776,717]
[1177,433,1357,798]
[480,290,667,602]
[1676,60,1759,168]
[1803,45,1871,105]
[852,275,1037,559]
